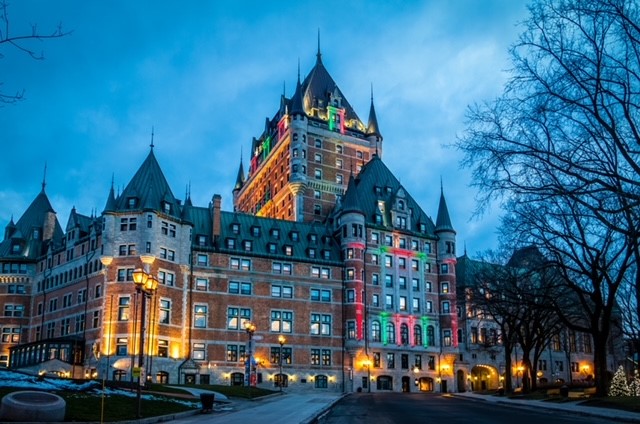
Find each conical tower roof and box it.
[435,185,455,234]
[234,157,246,192]
[341,173,364,215]
[366,91,382,139]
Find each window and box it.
[117,268,134,282]
[347,321,356,339]
[399,276,407,289]
[371,232,379,244]
[346,268,355,280]
[243,240,253,251]
[399,296,407,311]
[322,349,331,366]
[385,295,393,309]
[314,190,321,199]
[227,308,251,330]
[118,297,130,321]
[426,301,433,313]
[314,153,322,163]
[158,271,175,286]
[194,305,208,328]
[427,326,435,346]
[411,259,419,271]
[197,254,207,266]
[120,217,137,231]
[371,321,381,342]
[315,138,322,148]
[336,174,343,184]
[441,282,449,293]
[414,325,423,345]
[372,294,379,307]
[371,254,379,265]
[386,322,396,344]
[385,275,393,287]
[372,274,379,285]
[116,338,128,356]
[443,329,452,346]
[412,278,420,291]
[251,226,261,237]
[193,343,206,360]
[311,349,320,365]
[425,281,432,292]
[441,263,449,273]
[400,324,409,345]
[271,310,293,333]
[412,298,420,311]
[310,314,332,335]
[387,353,395,369]
[282,263,292,274]
[159,299,171,324]
[196,278,208,291]
[158,339,169,357]
[314,169,322,179]
[1,328,20,343]
[346,289,355,303]
[442,301,450,314]
[385,255,392,267]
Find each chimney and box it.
[212,194,222,239]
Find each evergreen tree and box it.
[629,372,640,397]
[608,366,630,397]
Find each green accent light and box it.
[421,316,430,348]
[380,312,390,345]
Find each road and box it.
[316,393,619,424]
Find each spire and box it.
[316,28,322,63]
[366,84,382,141]
[341,172,364,215]
[150,126,155,150]
[41,162,47,192]
[233,150,246,192]
[290,65,305,116]
[435,182,455,233]
[297,58,301,84]
[103,174,117,213]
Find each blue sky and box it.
[0,0,530,257]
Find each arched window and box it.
[414,324,422,346]
[400,323,409,345]
[386,322,396,344]
[371,321,381,342]
[426,326,435,346]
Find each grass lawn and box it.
[0,381,277,422]
[581,396,640,413]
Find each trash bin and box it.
[200,393,215,412]
[559,385,569,397]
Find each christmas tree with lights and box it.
[608,365,630,396]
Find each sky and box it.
[0,0,530,258]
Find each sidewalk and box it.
[166,391,345,424]
[451,391,640,423]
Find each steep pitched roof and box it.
[111,148,182,219]
[336,155,436,235]
[234,157,245,192]
[300,55,364,128]
[366,96,382,139]
[435,186,455,234]
[0,189,63,259]
[341,173,364,215]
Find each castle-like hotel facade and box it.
[0,49,602,393]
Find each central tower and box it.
[233,46,382,223]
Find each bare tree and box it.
[457,0,640,396]
[470,248,563,393]
[0,0,70,104]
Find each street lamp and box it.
[244,321,256,387]
[132,267,158,419]
[278,335,286,392]
[362,359,371,392]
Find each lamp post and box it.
[244,321,256,387]
[362,359,371,392]
[278,335,286,392]
[132,267,158,419]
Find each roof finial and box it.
[150,126,155,150]
[111,173,115,188]
[297,58,301,83]
[440,176,443,194]
[464,241,468,256]
[370,83,374,101]
[41,162,47,192]
[283,80,286,97]
[316,28,322,62]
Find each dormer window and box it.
[308,248,316,258]
[197,235,207,246]
[11,244,20,253]
[290,231,299,242]
[267,243,277,254]
[322,250,331,260]
[251,226,261,237]
[270,229,280,239]
[162,201,171,214]
[284,245,293,256]
[231,223,240,234]
[32,229,39,239]
[243,240,253,252]
[398,200,405,211]
[309,234,317,244]
[127,197,137,209]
